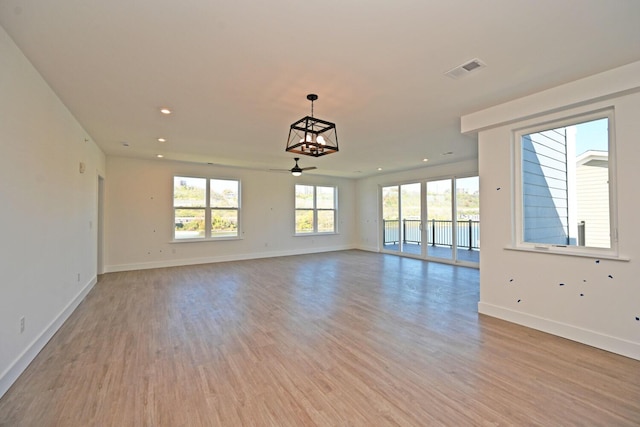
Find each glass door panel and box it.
[426,179,453,260]
[382,186,400,252]
[400,183,421,255]
[455,177,480,264]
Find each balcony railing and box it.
[383,219,479,250]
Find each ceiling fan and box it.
[271,157,317,176]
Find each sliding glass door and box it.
[426,179,453,260]
[401,183,421,255]
[382,185,400,252]
[455,176,480,263]
[382,183,421,255]
[381,176,479,265]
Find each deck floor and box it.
[383,242,480,263]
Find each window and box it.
[295,185,337,234]
[174,177,240,240]
[515,110,616,253]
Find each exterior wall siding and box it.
[522,131,569,244]
[576,159,610,247]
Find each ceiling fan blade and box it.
[301,166,317,171]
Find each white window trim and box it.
[172,176,242,242]
[510,107,621,259]
[294,185,338,235]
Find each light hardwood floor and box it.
[1,250,639,426]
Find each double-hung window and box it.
[173,176,240,240]
[514,109,616,255]
[295,185,337,234]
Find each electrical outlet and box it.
[20,317,25,333]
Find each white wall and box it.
[463,61,640,360]
[355,160,479,252]
[0,25,106,397]
[104,156,357,271]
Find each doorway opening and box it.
[97,175,104,275]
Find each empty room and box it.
[1,1,640,425]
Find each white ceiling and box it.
[1,1,639,177]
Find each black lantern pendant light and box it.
[286,94,339,157]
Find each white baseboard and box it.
[0,276,98,399]
[478,301,640,361]
[104,245,357,273]
[355,244,380,253]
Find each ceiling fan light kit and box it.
[290,157,316,176]
[290,159,303,176]
[286,94,339,157]
[271,157,317,176]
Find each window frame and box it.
[294,184,338,235]
[173,176,241,242]
[512,107,619,258]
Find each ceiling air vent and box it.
[444,58,486,79]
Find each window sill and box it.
[504,245,629,262]
[294,232,339,237]
[171,236,242,243]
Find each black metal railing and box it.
[403,219,422,244]
[382,219,480,249]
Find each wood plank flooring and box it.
[1,250,639,426]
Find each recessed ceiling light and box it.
[423,158,429,162]
[442,151,453,156]
[157,138,167,142]
[160,108,172,115]
[121,142,130,147]
[156,154,164,158]
[377,167,383,171]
